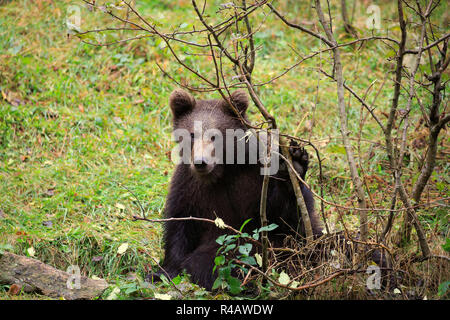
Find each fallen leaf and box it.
[117,243,129,255]
[115,203,125,210]
[278,271,290,285]
[154,293,172,300]
[8,284,21,296]
[255,253,262,267]
[27,247,35,257]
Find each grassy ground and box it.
[0,0,448,299]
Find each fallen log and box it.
[0,251,109,299]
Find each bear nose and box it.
[193,158,208,170]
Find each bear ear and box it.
[228,90,249,115]
[169,89,196,118]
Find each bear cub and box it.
[156,89,322,290]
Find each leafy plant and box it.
[212,219,278,295]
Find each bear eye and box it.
[190,133,195,140]
[210,136,216,142]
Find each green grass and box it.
[0,0,448,299]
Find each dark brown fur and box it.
[157,89,322,290]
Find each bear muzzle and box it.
[190,140,220,177]
[192,157,210,173]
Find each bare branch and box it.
[267,3,333,47]
[404,32,450,54]
[314,0,368,242]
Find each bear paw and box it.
[289,140,309,179]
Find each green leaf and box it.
[239,218,252,232]
[217,234,237,246]
[240,256,256,266]
[218,266,232,278]
[226,235,238,244]
[438,281,449,297]
[124,285,138,295]
[214,255,225,266]
[257,223,278,233]
[442,238,450,252]
[216,234,227,245]
[212,277,223,290]
[238,243,252,256]
[227,276,242,295]
[171,275,182,285]
[223,244,236,254]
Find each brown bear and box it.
[156,89,322,290]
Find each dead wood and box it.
[0,252,108,300]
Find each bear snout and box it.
[190,160,216,177]
[192,157,210,172]
[190,139,220,176]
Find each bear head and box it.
[169,89,249,181]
